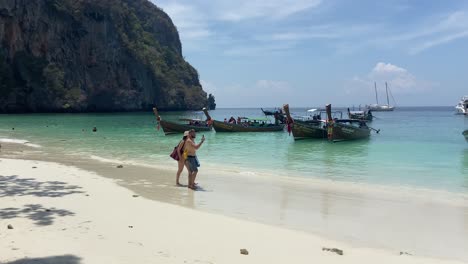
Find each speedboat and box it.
[455,96,468,115]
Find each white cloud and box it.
[409,29,468,55]
[371,62,407,74]
[152,0,325,55]
[255,80,292,92]
[200,80,217,94]
[218,0,322,21]
[156,2,212,42]
[348,62,435,95]
[376,10,468,54]
[223,42,295,56]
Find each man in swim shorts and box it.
[184,129,205,190]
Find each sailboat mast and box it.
[385,82,389,106]
[374,82,379,104]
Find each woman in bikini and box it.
[175,131,189,185]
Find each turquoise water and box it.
[1,107,467,193]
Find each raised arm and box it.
[189,137,205,150]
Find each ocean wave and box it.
[0,138,42,148]
[89,155,126,164]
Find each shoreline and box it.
[1,140,468,262]
[2,138,468,205]
[1,157,465,264]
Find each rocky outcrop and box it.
[0,0,209,112]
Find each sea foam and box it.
[0,138,42,148]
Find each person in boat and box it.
[224,118,227,123]
[175,131,189,186]
[229,117,236,124]
[184,129,205,190]
[237,117,241,124]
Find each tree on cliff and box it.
[0,0,208,112]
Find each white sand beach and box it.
[0,157,466,264]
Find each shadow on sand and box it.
[0,175,83,198]
[0,175,79,226]
[0,204,74,226]
[4,255,81,264]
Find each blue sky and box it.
[152,0,468,107]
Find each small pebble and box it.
[117,165,123,168]
[7,224,13,230]
[45,209,51,212]
[240,249,249,255]
[128,225,134,228]
[132,195,139,198]
[400,251,412,256]
[32,167,37,169]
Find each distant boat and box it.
[283,104,327,140]
[455,96,468,115]
[347,108,373,121]
[463,130,468,142]
[326,104,373,142]
[368,82,395,112]
[261,107,280,116]
[261,107,286,123]
[153,107,212,135]
[203,108,284,132]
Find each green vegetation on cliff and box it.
[0,0,212,112]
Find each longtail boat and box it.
[203,108,284,132]
[347,108,373,121]
[153,107,212,135]
[261,107,287,123]
[261,108,278,116]
[326,104,372,142]
[283,104,327,140]
[463,130,468,142]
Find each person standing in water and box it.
[175,131,189,186]
[184,129,205,190]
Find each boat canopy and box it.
[349,111,365,114]
[179,118,204,122]
[242,117,271,121]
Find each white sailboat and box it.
[368,82,395,112]
[455,96,468,115]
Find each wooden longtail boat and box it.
[463,130,468,142]
[261,108,277,116]
[153,107,212,135]
[283,104,327,140]
[347,108,373,121]
[261,107,286,123]
[326,104,371,142]
[203,108,284,132]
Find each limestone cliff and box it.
[0,0,209,112]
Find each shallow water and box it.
[0,107,467,193]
